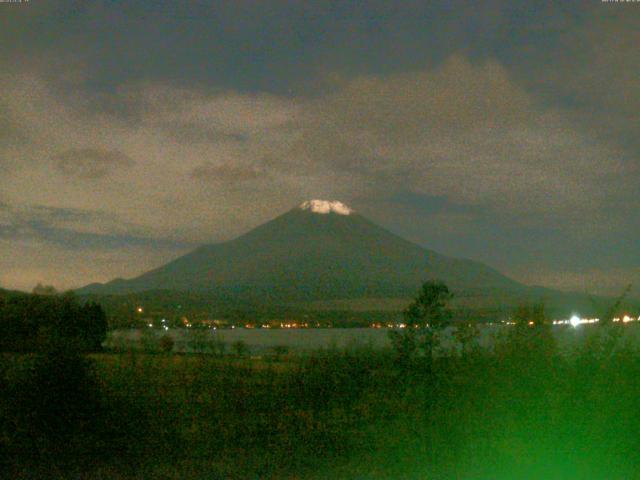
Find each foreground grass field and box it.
[3,324,640,479]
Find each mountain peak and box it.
[299,199,353,215]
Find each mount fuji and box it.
[79,200,527,303]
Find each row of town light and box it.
[136,306,638,330]
[553,315,640,328]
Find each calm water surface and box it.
[105,324,634,354]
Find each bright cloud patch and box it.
[299,200,353,215]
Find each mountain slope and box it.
[79,200,525,300]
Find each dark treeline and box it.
[0,290,107,352]
[83,289,519,330]
[81,289,405,329]
[82,286,625,330]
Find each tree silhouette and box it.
[389,280,453,367]
[0,292,107,352]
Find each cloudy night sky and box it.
[0,1,638,296]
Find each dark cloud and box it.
[0,1,600,96]
[53,148,134,179]
[0,202,191,251]
[386,192,480,217]
[0,221,187,251]
[191,161,263,184]
[163,121,249,145]
[0,202,106,227]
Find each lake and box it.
[105,323,637,354]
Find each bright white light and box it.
[570,315,581,328]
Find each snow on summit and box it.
[299,200,353,215]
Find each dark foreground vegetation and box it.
[3,326,640,479]
[0,290,107,353]
[2,283,640,479]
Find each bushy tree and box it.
[496,301,556,367]
[0,292,107,352]
[232,340,248,357]
[212,336,227,357]
[159,334,175,353]
[580,284,632,362]
[78,300,109,352]
[187,328,213,354]
[454,320,480,357]
[389,280,453,367]
[32,283,58,296]
[269,344,290,361]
